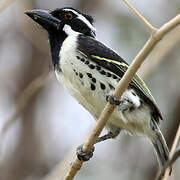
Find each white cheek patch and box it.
[63,24,79,36]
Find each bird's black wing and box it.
[77,35,163,121]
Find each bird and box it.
[25,7,170,173]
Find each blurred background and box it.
[0,0,180,180]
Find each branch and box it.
[139,26,180,78]
[156,149,180,180]
[63,12,180,180]
[169,124,180,158]
[44,146,78,180]
[0,0,15,12]
[1,71,50,136]
[160,124,180,180]
[122,0,156,33]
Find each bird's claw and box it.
[106,94,121,105]
[76,144,95,161]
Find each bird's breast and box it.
[56,35,152,135]
[57,35,118,118]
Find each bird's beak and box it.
[25,9,61,31]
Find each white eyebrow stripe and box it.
[63,8,80,14]
[77,14,96,32]
[63,8,96,32]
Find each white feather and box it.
[63,24,80,36]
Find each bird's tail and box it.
[149,119,170,171]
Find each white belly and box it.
[56,34,152,135]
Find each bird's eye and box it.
[64,13,73,20]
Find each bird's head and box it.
[25,7,96,38]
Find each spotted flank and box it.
[77,34,163,121]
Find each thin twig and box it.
[0,0,15,12]
[160,124,180,180]
[156,149,180,180]
[122,0,156,33]
[139,26,180,78]
[64,13,180,180]
[1,71,50,136]
[44,147,77,180]
[169,124,180,158]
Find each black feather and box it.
[77,34,163,122]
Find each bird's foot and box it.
[106,93,121,105]
[76,144,95,161]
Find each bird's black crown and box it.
[51,7,94,25]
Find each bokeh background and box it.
[0,0,180,180]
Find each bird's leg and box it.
[76,130,119,161]
[76,93,121,162]
[95,130,120,144]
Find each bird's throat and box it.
[48,31,67,71]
